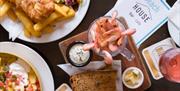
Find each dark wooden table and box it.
[0,0,180,91]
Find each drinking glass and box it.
[159,48,180,83]
[88,16,135,61]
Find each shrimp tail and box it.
[109,43,119,52]
[102,50,113,64]
[117,37,124,46]
[121,28,136,36]
[83,43,95,51]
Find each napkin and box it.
[57,61,106,76]
[0,15,23,41]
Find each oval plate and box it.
[0,0,90,43]
[0,42,54,91]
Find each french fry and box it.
[67,7,75,17]
[34,12,60,31]
[15,10,32,29]
[55,4,69,16]
[43,25,54,34]
[32,30,42,37]
[7,8,17,21]
[0,0,5,6]
[15,9,41,37]
[56,7,75,21]
[77,0,82,4]
[0,1,11,17]
[24,28,31,38]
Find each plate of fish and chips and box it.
[0,0,90,43]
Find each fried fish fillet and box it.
[9,0,55,22]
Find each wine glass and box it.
[159,48,180,83]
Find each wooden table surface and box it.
[0,0,180,91]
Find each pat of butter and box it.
[142,38,177,80]
[124,70,140,85]
[56,83,72,91]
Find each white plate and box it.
[0,42,54,91]
[168,0,180,47]
[0,1,90,43]
[168,21,180,47]
[56,83,72,91]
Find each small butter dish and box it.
[122,67,144,89]
[56,83,72,91]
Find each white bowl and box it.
[122,67,144,89]
[56,83,72,91]
[0,42,54,91]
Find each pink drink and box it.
[159,48,180,83]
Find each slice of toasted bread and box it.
[70,70,117,91]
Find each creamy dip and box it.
[69,43,90,65]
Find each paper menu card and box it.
[142,38,176,80]
[106,0,170,47]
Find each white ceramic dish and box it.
[56,83,72,91]
[0,0,90,43]
[0,42,54,91]
[122,67,144,89]
[168,21,180,47]
[168,0,180,47]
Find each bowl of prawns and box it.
[83,12,136,64]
